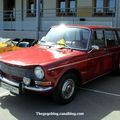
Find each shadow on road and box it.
[0,74,120,120]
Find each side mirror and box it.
[91,45,99,50]
[88,45,99,53]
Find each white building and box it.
[0,0,120,39]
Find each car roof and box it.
[53,24,118,30]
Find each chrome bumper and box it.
[24,86,53,92]
[0,76,19,87]
[0,76,53,93]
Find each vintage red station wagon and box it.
[0,24,120,104]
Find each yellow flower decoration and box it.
[57,38,65,47]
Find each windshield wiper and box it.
[40,40,76,50]
[39,41,54,47]
[56,42,75,50]
[63,44,74,50]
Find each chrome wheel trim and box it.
[62,79,75,100]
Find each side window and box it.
[104,30,117,47]
[116,30,120,45]
[92,30,105,48]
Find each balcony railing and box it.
[93,7,115,16]
[3,10,16,21]
[56,7,115,17]
[0,7,116,31]
[2,7,116,21]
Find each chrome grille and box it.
[0,62,35,79]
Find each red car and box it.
[0,24,120,104]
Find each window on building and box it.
[69,0,76,14]
[4,0,15,21]
[57,0,76,16]
[108,0,116,14]
[95,0,104,13]
[94,0,116,16]
[27,0,36,17]
[40,0,43,16]
[59,0,66,12]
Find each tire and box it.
[112,60,120,76]
[114,68,120,75]
[117,58,120,74]
[52,72,78,105]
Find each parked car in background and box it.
[0,37,20,53]
[0,37,38,54]
[12,38,38,47]
[0,24,120,104]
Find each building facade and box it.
[0,0,119,39]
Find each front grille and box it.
[0,62,35,79]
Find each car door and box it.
[86,29,107,81]
[116,30,120,67]
[104,29,120,71]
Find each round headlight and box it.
[34,67,44,79]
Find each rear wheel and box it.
[52,72,78,105]
[117,62,120,74]
[112,59,120,75]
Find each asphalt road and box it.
[0,74,120,120]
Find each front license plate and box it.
[1,82,19,94]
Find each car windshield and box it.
[40,25,90,50]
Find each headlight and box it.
[34,67,44,79]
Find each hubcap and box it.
[62,79,75,99]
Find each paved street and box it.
[0,74,120,120]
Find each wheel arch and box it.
[56,68,82,87]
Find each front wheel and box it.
[52,72,78,105]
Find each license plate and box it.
[1,82,19,94]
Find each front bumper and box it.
[0,75,53,94]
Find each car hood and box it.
[0,46,85,66]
